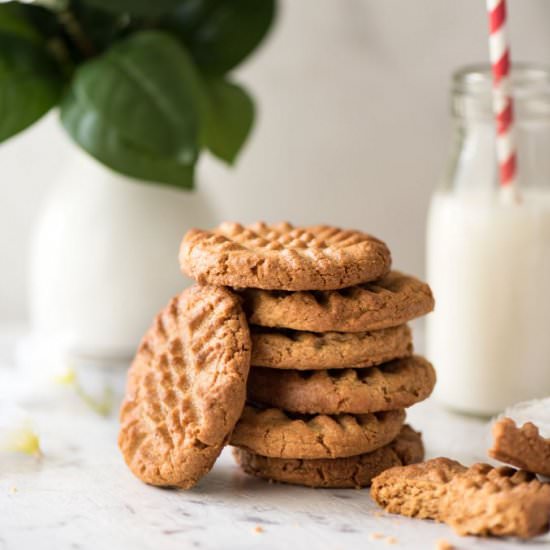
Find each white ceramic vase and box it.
[28,144,219,361]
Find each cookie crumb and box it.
[9,486,17,494]
[369,532,385,541]
[386,536,398,544]
[435,539,454,550]
[253,525,264,534]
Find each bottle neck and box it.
[444,64,550,194]
[447,116,550,193]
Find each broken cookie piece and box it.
[370,457,466,520]
[489,417,550,477]
[441,463,550,538]
[371,457,550,539]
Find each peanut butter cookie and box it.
[118,285,251,489]
[250,325,412,370]
[442,463,550,538]
[179,222,391,291]
[241,271,434,332]
[371,458,550,539]
[371,457,466,520]
[489,417,550,477]
[247,355,435,414]
[233,425,424,488]
[230,405,405,459]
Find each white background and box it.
[3,0,550,322]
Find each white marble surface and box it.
[1,329,549,550]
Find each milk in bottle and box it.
[426,65,550,415]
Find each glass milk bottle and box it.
[426,64,550,416]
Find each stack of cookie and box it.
[185,222,436,488]
[118,222,436,490]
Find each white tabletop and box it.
[1,327,548,550]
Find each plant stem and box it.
[57,8,96,59]
[47,36,75,78]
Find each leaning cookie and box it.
[250,325,412,370]
[233,425,424,488]
[180,222,391,291]
[118,285,251,489]
[230,405,405,459]
[247,356,436,414]
[241,271,434,333]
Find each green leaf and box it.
[0,3,43,43]
[61,31,204,187]
[81,0,182,16]
[165,0,276,75]
[0,33,62,142]
[202,77,254,164]
[61,90,195,189]
[71,30,202,162]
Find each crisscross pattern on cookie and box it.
[250,324,412,370]
[118,285,250,488]
[442,464,550,538]
[371,458,550,539]
[230,405,405,459]
[218,222,369,251]
[242,271,434,332]
[180,222,391,290]
[248,356,436,414]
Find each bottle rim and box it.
[452,63,550,120]
[453,63,550,94]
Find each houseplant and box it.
[1,0,276,359]
[1,0,275,185]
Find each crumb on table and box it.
[436,539,454,550]
[253,525,264,534]
[369,532,385,541]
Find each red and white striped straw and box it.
[486,0,518,193]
